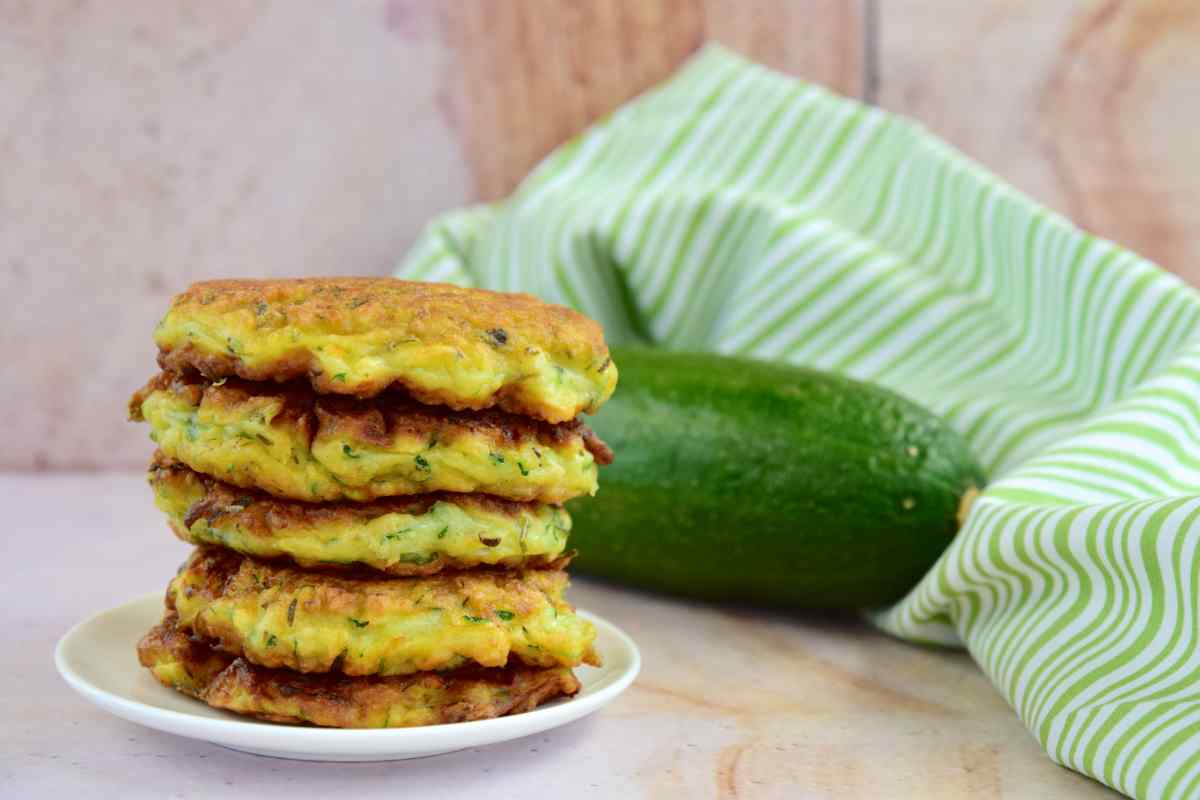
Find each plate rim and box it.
[55,592,640,756]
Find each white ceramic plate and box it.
[55,593,639,761]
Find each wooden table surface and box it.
[3,472,1118,799]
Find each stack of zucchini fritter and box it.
[129,278,617,728]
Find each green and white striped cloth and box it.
[397,45,1200,799]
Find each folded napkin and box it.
[397,44,1200,799]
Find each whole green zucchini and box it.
[567,348,985,608]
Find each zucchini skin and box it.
[567,348,986,608]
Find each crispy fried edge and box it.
[149,455,572,577]
[130,372,613,466]
[166,547,599,674]
[155,278,616,421]
[138,615,581,728]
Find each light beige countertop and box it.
[3,472,1116,798]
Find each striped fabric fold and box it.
[397,44,1200,799]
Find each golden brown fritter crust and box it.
[152,454,548,523]
[138,615,581,728]
[130,372,613,461]
[130,372,611,503]
[154,278,617,423]
[167,547,599,676]
[148,456,572,576]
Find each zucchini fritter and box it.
[130,372,611,504]
[139,615,581,728]
[154,278,617,423]
[149,457,571,575]
[167,547,599,676]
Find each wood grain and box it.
[0,0,472,470]
[436,0,866,199]
[5,1,1199,470]
[0,0,861,470]
[877,0,1200,283]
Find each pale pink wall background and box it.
[3,0,1197,470]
